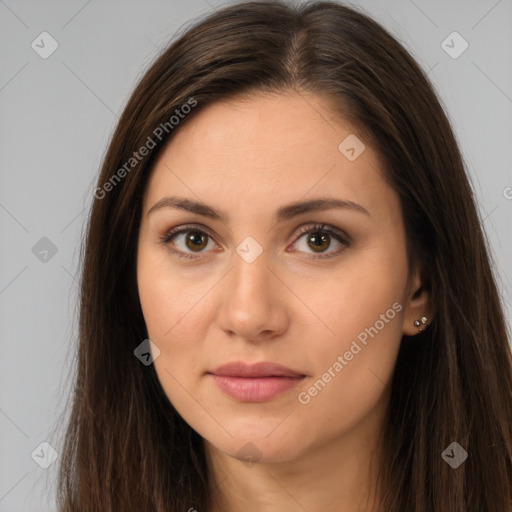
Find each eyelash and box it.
[158,223,351,261]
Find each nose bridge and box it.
[216,245,287,340]
[229,245,273,304]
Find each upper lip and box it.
[208,361,305,378]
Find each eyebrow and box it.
[147,196,371,222]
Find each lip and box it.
[207,361,306,402]
[210,361,305,378]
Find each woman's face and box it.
[137,91,430,464]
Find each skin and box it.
[137,90,432,512]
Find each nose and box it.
[215,249,289,343]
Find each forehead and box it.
[143,91,397,223]
[157,91,362,171]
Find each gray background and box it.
[0,0,511,510]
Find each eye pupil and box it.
[186,231,208,251]
[308,231,330,252]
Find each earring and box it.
[414,316,428,332]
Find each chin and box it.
[205,428,307,465]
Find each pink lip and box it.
[207,361,306,402]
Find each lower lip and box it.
[209,374,305,402]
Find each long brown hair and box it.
[55,1,512,510]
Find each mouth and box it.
[207,361,306,402]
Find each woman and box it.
[56,1,512,510]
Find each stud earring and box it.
[414,316,428,331]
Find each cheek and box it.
[294,299,403,440]
[305,282,404,379]
[137,256,207,411]
[300,247,406,343]
[136,248,216,400]
[137,247,206,341]
[294,249,406,418]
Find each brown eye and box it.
[306,231,331,252]
[160,223,350,261]
[290,223,350,259]
[184,231,208,252]
[159,225,217,259]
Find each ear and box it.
[402,262,434,336]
